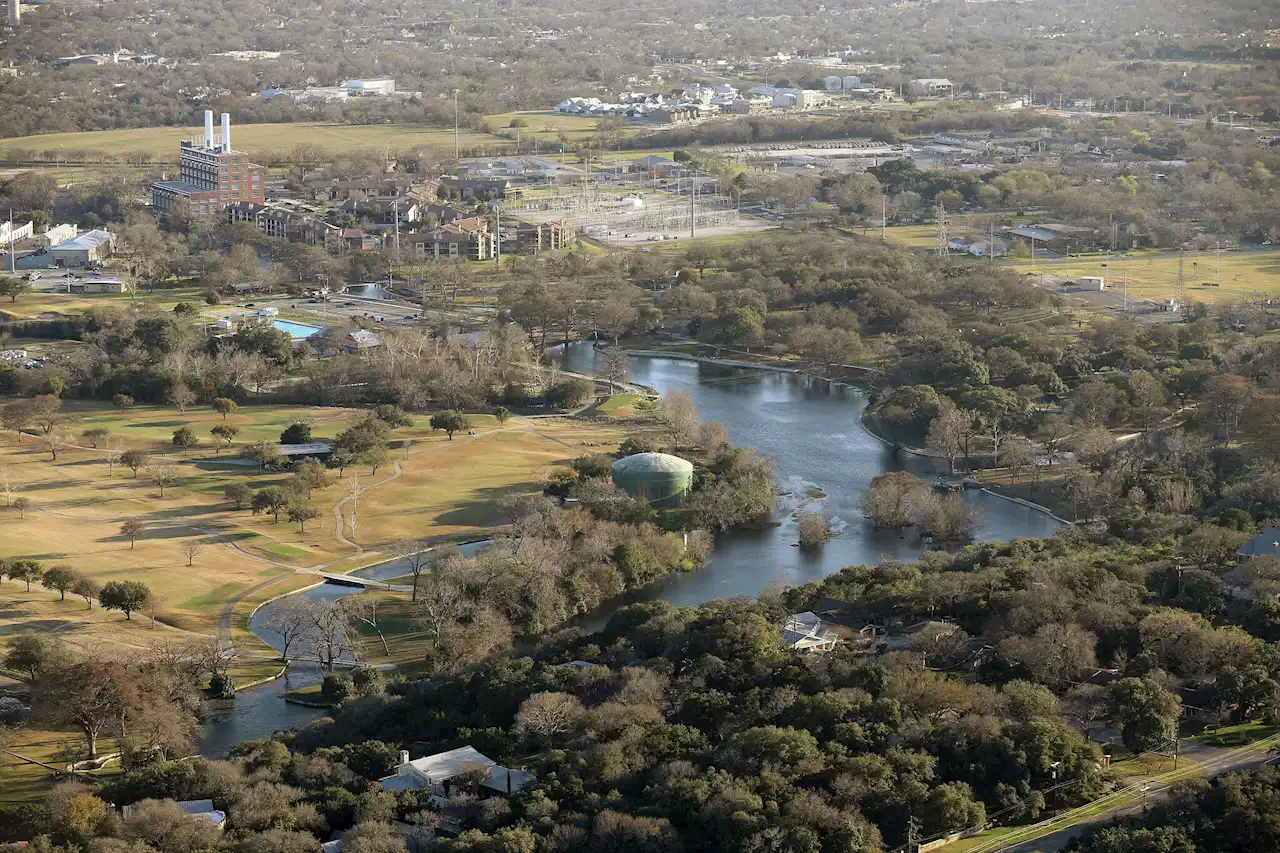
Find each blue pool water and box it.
[272,319,324,340]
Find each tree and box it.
[280,422,313,445]
[146,459,180,497]
[39,427,73,461]
[662,390,702,447]
[926,408,974,474]
[361,445,393,475]
[41,565,79,600]
[288,503,319,532]
[392,538,432,602]
[12,495,30,518]
[8,559,44,592]
[1203,374,1252,442]
[0,462,15,506]
[597,347,630,393]
[73,577,100,610]
[180,540,204,566]
[1108,677,1181,752]
[224,482,253,509]
[139,593,168,628]
[103,438,123,476]
[292,457,331,498]
[0,276,32,302]
[246,440,281,473]
[168,386,196,413]
[1002,434,1036,484]
[430,410,471,440]
[1,399,35,438]
[494,406,511,425]
[260,597,313,663]
[4,632,65,679]
[212,397,239,420]
[121,449,148,478]
[171,426,199,452]
[796,512,831,547]
[252,486,292,523]
[113,394,135,411]
[81,428,110,448]
[34,660,133,759]
[862,471,931,528]
[206,424,240,457]
[120,519,146,549]
[515,692,585,744]
[100,580,151,620]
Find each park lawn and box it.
[0,291,139,321]
[0,727,121,802]
[1192,721,1280,748]
[351,593,427,670]
[0,122,499,162]
[482,111,610,144]
[881,224,942,249]
[349,417,626,544]
[1009,250,1280,302]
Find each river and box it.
[199,345,1060,754]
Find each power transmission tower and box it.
[934,197,950,260]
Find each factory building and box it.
[151,111,266,220]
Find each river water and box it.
[199,346,1061,754]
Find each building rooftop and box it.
[612,452,694,475]
[52,229,112,252]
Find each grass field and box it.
[482,111,614,145]
[0,122,500,162]
[0,400,631,660]
[1010,250,1280,302]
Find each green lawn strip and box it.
[178,582,245,611]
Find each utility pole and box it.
[495,205,501,269]
[1216,240,1222,285]
[1176,250,1186,305]
[906,815,921,853]
[7,207,13,274]
[1123,257,1128,313]
[689,167,696,239]
[881,195,887,240]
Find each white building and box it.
[38,223,77,247]
[0,219,32,244]
[378,746,534,796]
[347,78,396,96]
[50,229,113,267]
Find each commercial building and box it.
[50,229,112,267]
[37,223,77,247]
[507,220,573,253]
[151,111,266,220]
[346,78,396,96]
[406,226,496,261]
[908,78,954,98]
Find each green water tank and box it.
[611,452,695,507]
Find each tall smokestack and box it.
[220,113,231,152]
[7,0,20,26]
[203,110,214,149]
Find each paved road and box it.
[993,739,1278,853]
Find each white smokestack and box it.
[203,110,214,149]
[220,113,231,152]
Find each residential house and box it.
[782,611,841,652]
[121,800,226,831]
[439,177,508,201]
[377,746,534,797]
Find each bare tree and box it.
[661,390,702,448]
[146,459,180,497]
[345,596,389,657]
[139,593,168,628]
[305,599,356,671]
[103,439,123,477]
[194,633,239,679]
[0,463,15,506]
[120,519,146,549]
[392,538,432,602]
[180,540,205,567]
[259,597,313,664]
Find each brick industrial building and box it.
[151,111,266,219]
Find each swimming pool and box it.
[272,319,324,340]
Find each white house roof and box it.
[783,612,839,650]
[52,229,112,252]
[378,746,535,794]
